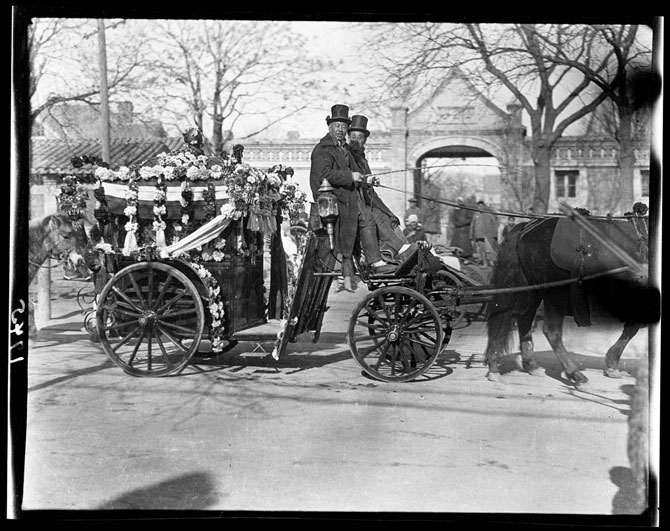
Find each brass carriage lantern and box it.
[317,178,339,250]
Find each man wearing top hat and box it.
[347,114,416,264]
[310,104,396,274]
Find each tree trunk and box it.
[617,106,636,215]
[531,144,552,214]
[211,114,224,156]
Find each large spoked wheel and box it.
[96,261,205,377]
[347,286,445,382]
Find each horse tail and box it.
[484,225,528,365]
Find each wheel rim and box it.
[96,262,205,377]
[347,286,444,382]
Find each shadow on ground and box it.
[94,471,219,511]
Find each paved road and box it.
[16,276,651,519]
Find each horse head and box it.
[42,214,98,272]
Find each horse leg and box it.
[542,293,589,387]
[604,321,641,378]
[515,295,545,376]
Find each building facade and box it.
[31,78,652,235]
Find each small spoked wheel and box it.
[96,262,205,377]
[77,286,97,311]
[347,286,445,382]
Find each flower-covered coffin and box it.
[92,148,308,228]
[94,150,240,221]
[100,180,229,220]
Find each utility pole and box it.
[98,19,111,163]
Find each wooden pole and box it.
[98,19,111,163]
[36,194,51,326]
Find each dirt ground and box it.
[13,271,657,523]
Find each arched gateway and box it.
[379,68,527,244]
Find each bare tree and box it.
[368,22,652,214]
[144,20,335,155]
[29,18,149,133]
[534,24,654,213]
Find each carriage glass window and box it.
[641,170,649,197]
[555,170,578,198]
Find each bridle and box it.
[28,254,68,269]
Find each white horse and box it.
[28,213,92,285]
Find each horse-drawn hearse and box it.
[55,129,655,388]
[61,133,487,381]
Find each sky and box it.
[238,21,379,140]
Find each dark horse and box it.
[484,211,656,387]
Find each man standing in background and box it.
[470,199,499,267]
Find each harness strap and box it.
[455,265,633,297]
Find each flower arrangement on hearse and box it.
[84,128,308,261]
[67,128,309,353]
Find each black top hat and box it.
[348,115,370,137]
[326,104,351,125]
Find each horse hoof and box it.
[562,371,589,388]
[604,368,623,379]
[527,367,546,377]
[486,371,502,382]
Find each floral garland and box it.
[188,261,226,352]
[180,181,194,231]
[123,178,140,255]
[92,150,233,183]
[56,175,89,223]
[153,180,167,247]
[203,181,217,221]
[92,185,111,227]
[270,236,307,360]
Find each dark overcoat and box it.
[348,148,399,227]
[450,207,474,257]
[310,134,359,257]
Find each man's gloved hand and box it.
[370,176,380,186]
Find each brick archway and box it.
[407,136,505,166]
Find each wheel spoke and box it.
[358,339,388,359]
[147,266,154,309]
[126,326,147,367]
[376,294,394,323]
[151,273,174,310]
[100,305,141,319]
[128,272,147,309]
[374,342,392,369]
[352,330,388,342]
[146,330,153,371]
[111,285,144,313]
[154,323,188,352]
[397,299,420,327]
[155,290,188,314]
[403,338,428,363]
[103,319,137,332]
[160,308,199,319]
[405,335,438,349]
[156,319,197,335]
[111,323,143,353]
[355,317,388,330]
[154,332,172,365]
[398,346,412,373]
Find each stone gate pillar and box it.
[390,105,410,224]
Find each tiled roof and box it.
[30,137,184,176]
